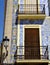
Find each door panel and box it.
[25,0,37,14]
[25,28,40,59]
[25,0,36,4]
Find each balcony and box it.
[14,46,49,63]
[17,4,46,20]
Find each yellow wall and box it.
[3,0,13,63]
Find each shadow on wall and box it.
[15,19,44,25]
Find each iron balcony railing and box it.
[14,46,48,60]
[17,4,45,14]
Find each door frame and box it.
[23,25,42,58]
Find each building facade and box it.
[3,0,50,65]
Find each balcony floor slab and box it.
[18,14,46,20]
[17,59,49,63]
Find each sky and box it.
[0,0,4,43]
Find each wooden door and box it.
[25,28,40,59]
